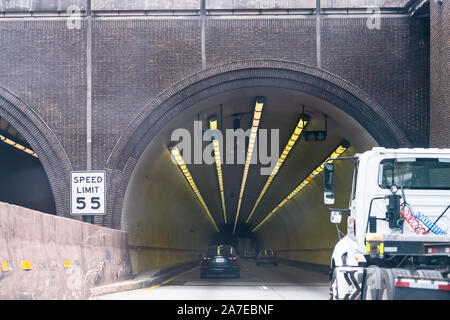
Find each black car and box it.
[256,249,278,266]
[200,245,240,278]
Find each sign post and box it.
[70,171,106,216]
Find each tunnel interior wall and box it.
[0,202,131,299]
[122,142,217,275]
[256,146,360,266]
[430,0,450,148]
[0,142,56,214]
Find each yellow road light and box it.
[170,147,219,232]
[209,118,227,224]
[0,134,38,158]
[246,117,308,224]
[233,97,265,235]
[252,141,349,232]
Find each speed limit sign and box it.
[70,171,106,216]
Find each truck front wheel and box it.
[363,266,383,300]
[329,268,338,300]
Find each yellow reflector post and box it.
[63,260,71,268]
[252,141,349,232]
[20,260,32,270]
[1,261,8,272]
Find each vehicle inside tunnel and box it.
[0,116,56,215]
[121,86,379,275]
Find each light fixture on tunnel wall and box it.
[233,97,265,235]
[0,134,38,158]
[169,146,220,232]
[251,140,350,232]
[245,115,309,224]
[303,115,328,142]
[209,116,227,224]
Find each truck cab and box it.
[325,148,450,300]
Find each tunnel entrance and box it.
[121,86,379,274]
[107,61,411,277]
[0,116,56,214]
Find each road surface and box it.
[95,259,330,300]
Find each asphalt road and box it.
[95,259,330,300]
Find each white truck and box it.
[324,148,450,300]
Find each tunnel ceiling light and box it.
[245,116,308,224]
[170,147,219,232]
[0,134,38,158]
[251,141,350,233]
[233,97,265,235]
[209,117,227,224]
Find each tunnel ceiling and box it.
[125,86,377,235]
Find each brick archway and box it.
[0,86,72,217]
[105,60,412,229]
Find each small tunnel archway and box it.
[0,116,56,214]
[106,61,411,274]
[0,86,72,217]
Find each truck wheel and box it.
[329,268,338,300]
[363,266,383,300]
[380,268,412,300]
[413,269,443,279]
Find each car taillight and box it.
[228,256,237,261]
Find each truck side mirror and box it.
[324,162,335,205]
[330,210,342,224]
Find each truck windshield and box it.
[378,158,450,190]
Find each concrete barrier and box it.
[90,260,198,297]
[0,202,132,299]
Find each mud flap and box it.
[331,267,365,300]
[394,276,450,300]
